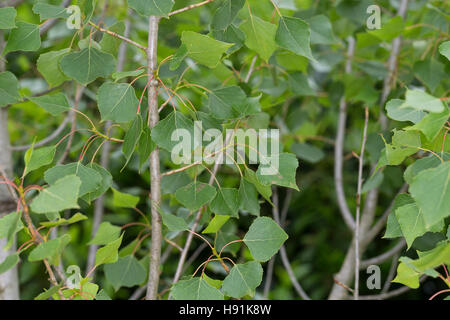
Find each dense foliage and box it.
[0,0,449,300]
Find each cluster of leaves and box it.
[0,0,449,300]
[0,0,314,300]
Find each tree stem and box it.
[145,16,162,301]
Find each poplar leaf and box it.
[0,7,16,29]
[3,22,41,55]
[171,277,224,300]
[243,217,288,262]
[31,175,81,214]
[60,48,116,85]
[275,16,313,60]
[222,261,263,298]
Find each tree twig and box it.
[360,240,406,269]
[354,107,369,300]
[145,16,162,301]
[89,21,147,51]
[168,0,216,17]
[334,36,356,232]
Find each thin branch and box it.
[354,107,369,300]
[168,0,215,17]
[272,188,311,300]
[382,253,401,293]
[244,56,257,83]
[89,22,147,51]
[334,36,356,232]
[360,240,406,269]
[145,16,162,301]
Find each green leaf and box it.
[412,242,450,272]
[401,89,445,113]
[175,182,217,211]
[210,0,245,31]
[202,273,222,289]
[112,69,144,82]
[368,16,404,42]
[392,261,420,289]
[171,277,224,300]
[245,168,272,203]
[151,111,195,152]
[3,22,41,55]
[34,285,62,300]
[395,202,443,248]
[160,212,188,232]
[243,217,288,262]
[384,193,414,239]
[385,130,421,165]
[37,49,70,88]
[439,41,450,61]
[112,188,139,208]
[24,145,56,176]
[81,163,113,203]
[361,171,384,194]
[291,143,324,163]
[95,289,112,300]
[40,213,87,228]
[385,99,425,123]
[128,0,174,18]
[404,155,448,185]
[288,72,315,96]
[208,86,257,119]
[180,31,233,68]
[137,127,155,170]
[44,163,102,197]
[413,59,445,92]
[0,7,16,29]
[31,175,81,214]
[275,16,313,60]
[122,114,143,169]
[256,153,299,191]
[407,106,450,142]
[222,261,263,298]
[29,234,71,265]
[95,235,123,267]
[88,222,121,246]
[0,71,21,107]
[97,82,139,123]
[0,253,19,275]
[29,92,71,116]
[60,48,116,85]
[210,188,239,217]
[99,21,125,56]
[202,215,230,234]
[32,2,70,20]
[410,161,450,228]
[0,212,23,250]
[241,14,277,62]
[307,15,335,45]
[104,256,146,291]
[238,178,260,216]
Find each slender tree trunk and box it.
[0,30,20,300]
[145,16,162,300]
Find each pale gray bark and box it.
[0,30,19,300]
[145,16,162,300]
